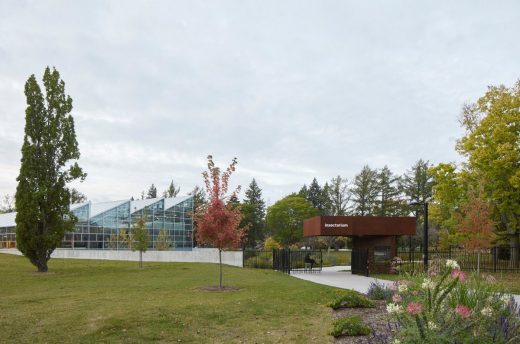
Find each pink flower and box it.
[455,305,471,318]
[406,302,423,315]
[389,282,399,291]
[392,294,403,303]
[451,269,466,282]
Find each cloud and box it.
[0,0,519,203]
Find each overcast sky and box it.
[0,1,519,205]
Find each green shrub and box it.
[328,290,374,309]
[263,237,280,250]
[330,316,371,337]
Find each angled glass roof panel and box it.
[130,197,164,214]
[90,199,129,218]
[70,201,90,211]
[164,196,192,210]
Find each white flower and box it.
[427,321,438,330]
[445,259,460,269]
[421,278,435,289]
[391,339,402,344]
[386,303,403,314]
[500,294,511,304]
[398,284,408,293]
[481,306,493,317]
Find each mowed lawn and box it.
[0,253,339,343]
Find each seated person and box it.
[304,253,316,269]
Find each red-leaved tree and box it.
[194,155,247,289]
[456,182,495,275]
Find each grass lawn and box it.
[474,272,520,294]
[0,253,340,343]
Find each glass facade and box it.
[0,226,16,248]
[0,197,193,251]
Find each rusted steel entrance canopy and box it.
[303,216,416,237]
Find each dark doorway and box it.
[351,248,369,276]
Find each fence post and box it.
[408,246,412,270]
[366,248,369,277]
[492,247,496,273]
[288,248,292,274]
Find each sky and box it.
[0,1,519,205]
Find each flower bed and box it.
[384,259,520,343]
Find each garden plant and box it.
[384,259,520,343]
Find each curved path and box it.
[291,266,391,293]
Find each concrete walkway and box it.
[291,266,520,305]
[291,266,392,294]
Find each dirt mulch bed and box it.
[332,300,396,344]
[194,286,241,292]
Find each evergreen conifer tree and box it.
[307,178,322,210]
[241,179,266,248]
[15,67,86,272]
[147,184,157,198]
[163,180,180,198]
[298,184,309,199]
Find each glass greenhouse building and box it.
[0,196,194,251]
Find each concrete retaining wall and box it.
[0,248,243,267]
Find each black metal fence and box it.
[397,246,520,274]
[243,249,322,274]
[290,250,322,273]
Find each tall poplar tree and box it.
[241,179,266,248]
[15,67,86,272]
[70,188,87,204]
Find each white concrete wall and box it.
[0,248,243,267]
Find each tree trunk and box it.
[139,251,143,268]
[31,256,49,272]
[219,249,222,289]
